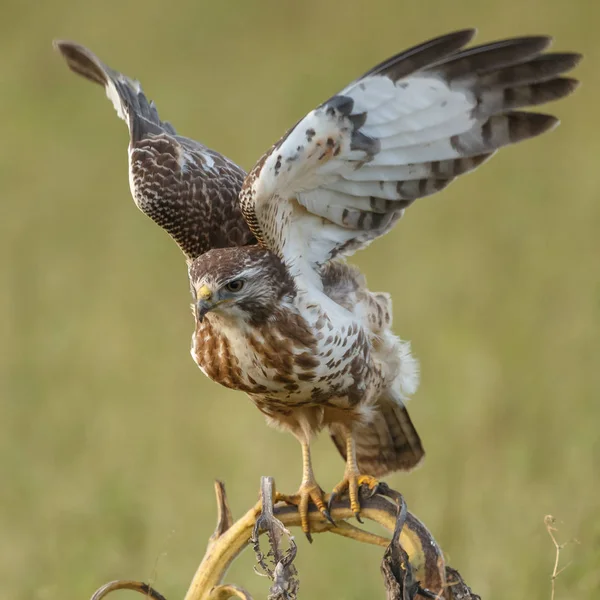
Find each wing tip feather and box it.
[53,39,108,87]
[506,111,560,142]
[547,76,581,100]
[543,52,584,72]
[444,28,478,46]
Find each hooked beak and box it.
[195,285,214,322]
[196,299,214,322]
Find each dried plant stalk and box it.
[183,480,446,600]
[88,478,480,600]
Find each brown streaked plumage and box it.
[54,40,255,260]
[55,30,581,539]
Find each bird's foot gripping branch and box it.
[88,477,480,600]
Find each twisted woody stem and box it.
[89,478,482,600]
[183,478,446,600]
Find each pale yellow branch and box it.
[209,480,234,545]
[87,483,447,600]
[328,520,391,547]
[208,584,254,600]
[183,487,446,600]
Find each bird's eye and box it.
[225,279,245,293]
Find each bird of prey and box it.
[55,30,580,538]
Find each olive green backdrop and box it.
[1,1,598,598]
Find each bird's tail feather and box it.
[53,40,176,142]
[330,395,424,477]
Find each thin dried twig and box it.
[210,481,234,544]
[544,515,577,600]
[89,580,167,600]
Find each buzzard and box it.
[55,30,580,538]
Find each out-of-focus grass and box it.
[1,1,599,599]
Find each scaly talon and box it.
[278,482,331,541]
[331,427,381,523]
[279,436,335,540]
[330,472,380,522]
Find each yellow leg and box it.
[329,427,379,521]
[277,438,333,541]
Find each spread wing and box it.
[241,30,580,278]
[55,41,255,260]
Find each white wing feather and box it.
[242,30,580,282]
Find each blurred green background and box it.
[1,0,599,598]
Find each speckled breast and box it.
[190,310,377,410]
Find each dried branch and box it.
[88,477,479,600]
[208,584,254,600]
[251,477,299,600]
[444,568,481,600]
[210,481,234,544]
[89,579,168,600]
[544,515,578,600]
[545,515,561,600]
[184,480,445,600]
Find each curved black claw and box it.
[322,506,336,526]
[305,531,313,544]
[327,491,337,515]
[354,511,363,524]
[363,481,381,499]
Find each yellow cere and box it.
[197,285,212,300]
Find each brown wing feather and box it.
[330,395,424,476]
[54,40,255,259]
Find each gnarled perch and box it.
[89,478,479,600]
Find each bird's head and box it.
[188,246,295,324]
